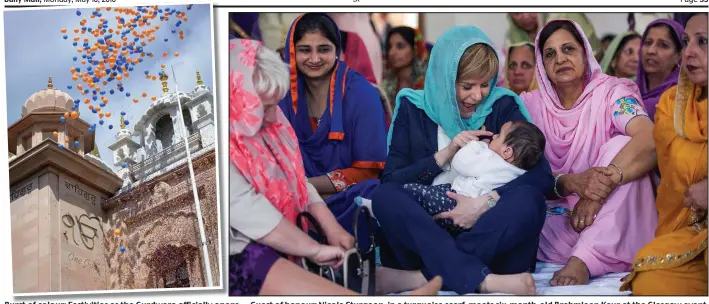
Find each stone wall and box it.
[102,150,219,290]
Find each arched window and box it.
[164,261,190,288]
[154,114,174,151]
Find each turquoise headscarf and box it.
[386,26,532,151]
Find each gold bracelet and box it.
[608,163,624,184]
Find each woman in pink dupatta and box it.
[521,20,658,286]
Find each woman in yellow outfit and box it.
[620,12,708,296]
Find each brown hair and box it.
[457,44,499,81]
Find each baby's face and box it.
[488,121,513,162]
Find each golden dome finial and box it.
[120,115,125,129]
[160,69,169,94]
[48,76,53,89]
[196,71,203,86]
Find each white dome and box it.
[22,80,74,116]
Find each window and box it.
[163,261,190,288]
[21,135,31,152]
[41,130,54,142]
[182,108,193,136]
[154,114,174,151]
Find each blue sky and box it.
[4,4,214,166]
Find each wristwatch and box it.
[485,193,498,208]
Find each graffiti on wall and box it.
[62,213,102,250]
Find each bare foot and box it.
[479,273,535,295]
[375,267,427,295]
[550,256,590,286]
[409,276,443,296]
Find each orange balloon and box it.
[89,105,94,110]
[99,113,104,119]
[145,75,151,79]
[64,112,69,119]
[152,76,157,81]
[81,60,87,64]
[96,107,101,112]
[133,98,139,103]
[116,75,123,81]
[74,29,79,34]
[106,112,112,117]
[142,93,147,98]
[161,64,165,68]
[53,131,58,137]
[64,138,69,143]
[71,111,78,120]
[103,81,108,86]
[61,28,67,33]
[174,52,179,57]
[84,98,90,104]
[70,67,76,73]
[163,52,168,57]
[151,96,156,101]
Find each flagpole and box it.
[169,65,213,287]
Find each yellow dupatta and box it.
[620,68,708,295]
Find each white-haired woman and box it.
[229,38,442,296]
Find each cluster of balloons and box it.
[114,228,126,253]
[56,5,194,149]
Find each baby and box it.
[403,121,546,235]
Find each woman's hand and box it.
[570,199,603,233]
[324,225,355,251]
[433,192,490,229]
[448,130,494,152]
[683,179,708,211]
[306,244,346,269]
[563,168,618,202]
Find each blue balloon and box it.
[74,99,80,104]
[84,89,89,94]
[110,90,115,95]
[119,87,125,92]
[100,91,105,95]
[171,29,176,34]
[76,10,81,16]
[108,125,113,130]
[120,111,126,116]
[121,162,127,168]
[99,103,105,107]
[99,120,104,125]
[92,109,97,114]
[74,141,80,146]
[59,117,66,123]
[66,85,72,90]
[73,57,77,61]
[92,96,98,101]
[63,35,68,40]
[124,120,130,126]
[88,128,94,133]
[58,144,64,149]
[76,67,81,73]
[73,42,77,46]
[164,38,168,42]
[144,70,149,75]
[126,92,130,97]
